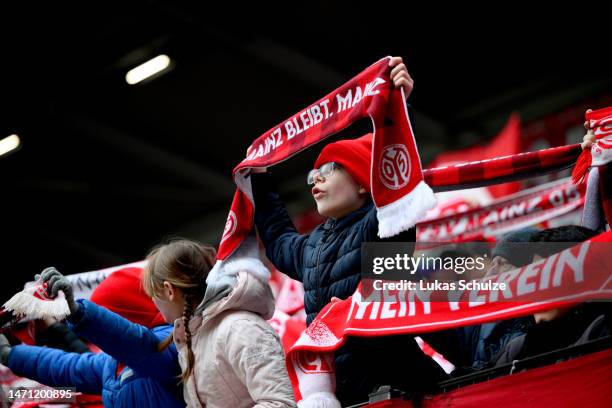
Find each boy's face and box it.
[311,165,367,219]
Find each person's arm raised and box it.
[251,170,307,282]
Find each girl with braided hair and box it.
[142,239,296,408]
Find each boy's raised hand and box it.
[389,56,414,99]
[581,109,596,150]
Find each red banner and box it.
[417,178,585,242]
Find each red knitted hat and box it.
[90,267,166,328]
[314,133,373,192]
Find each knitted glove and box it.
[36,267,80,316]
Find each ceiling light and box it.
[125,54,172,85]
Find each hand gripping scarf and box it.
[206,57,436,303]
[572,107,612,184]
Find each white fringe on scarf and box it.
[376,180,437,238]
[3,288,70,320]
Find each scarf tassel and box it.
[376,180,437,238]
[572,149,592,185]
[3,290,70,320]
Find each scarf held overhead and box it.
[572,106,612,184]
[216,57,435,266]
[425,144,582,192]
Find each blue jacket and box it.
[8,299,184,408]
[252,172,415,325]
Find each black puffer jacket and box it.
[251,171,415,325]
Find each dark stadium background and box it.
[1,2,611,300]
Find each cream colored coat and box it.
[173,264,296,408]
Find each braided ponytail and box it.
[181,293,196,382]
[142,238,216,383]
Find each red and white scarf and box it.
[214,57,436,273]
[572,107,612,184]
[2,280,70,321]
[2,261,146,322]
[286,230,612,404]
[426,143,581,191]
